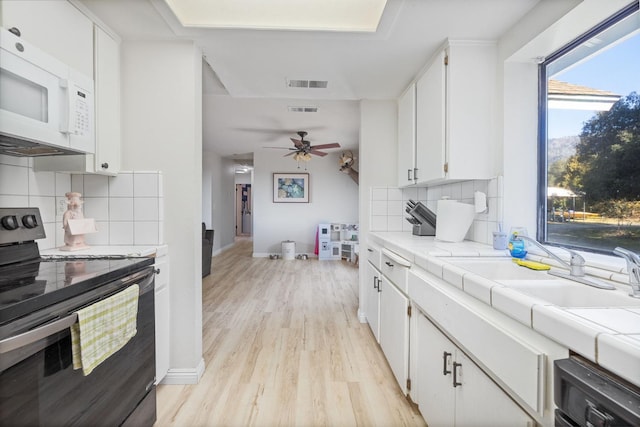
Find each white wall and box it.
[252,149,359,256]
[203,153,254,255]
[121,40,204,382]
[202,150,236,254]
[357,100,397,322]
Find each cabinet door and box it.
[397,83,416,187]
[415,312,455,427]
[0,0,93,77]
[365,262,381,342]
[379,277,409,394]
[93,26,121,175]
[415,49,446,184]
[454,351,534,427]
[445,41,496,181]
[154,256,170,384]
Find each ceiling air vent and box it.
[308,80,328,89]
[286,79,328,89]
[288,106,318,113]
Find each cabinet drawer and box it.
[408,269,545,415]
[366,243,382,270]
[381,249,410,293]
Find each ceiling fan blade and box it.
[309,150,328,157]
[290,138,304,149]
[284,151,297,157]
[263,147,296,151]
[309,143,341,150]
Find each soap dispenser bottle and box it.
[508,232,527,259]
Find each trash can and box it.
[281,240,295,260]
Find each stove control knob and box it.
[22,214,38,229]
[1,215,19,230]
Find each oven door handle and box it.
[0,313,78,354]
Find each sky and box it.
[547,31,640,139]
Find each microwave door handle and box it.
[0,313,78,354]
[58,78,71,134]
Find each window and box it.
[538,2,640,254]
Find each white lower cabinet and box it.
[365,260,381,341]
[415,311,535,427]
[154,254,170,384]
[378,275,410,394]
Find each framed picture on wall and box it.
[273,173,309,203]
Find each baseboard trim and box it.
[159,358,206,385]
[357,308,368,324]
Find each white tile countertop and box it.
[369,232,640,388]
[41,245,168,258]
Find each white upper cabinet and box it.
[92,25,121,175]
[441,40,497,183]
[0,0,94,77]
[398,40,497,186]
[397,83,416,187]
[415,49,446,184]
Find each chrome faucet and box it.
[512,234,616,290]
[613,247,640,298]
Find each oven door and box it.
[0,267,156,427]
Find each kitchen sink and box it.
[445,257,556,281]
[499,279,640,308]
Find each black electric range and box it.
[0,207,158,427]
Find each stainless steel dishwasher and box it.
[554,355,640,426]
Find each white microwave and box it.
[0,27,95,156]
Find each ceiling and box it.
[80,0,540,160]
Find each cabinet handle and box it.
[367,248,373,252]
[377,278,382,293]
[385,261,394,267]
[442,351,452,375]
[9,27,21,37]
[414,168,418,181]
[154,268,161,274]
[453,362,462,387]
[407,169,413,181]
[373,275,378,290]
[101,162,109,169]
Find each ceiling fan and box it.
[265,131,341,159]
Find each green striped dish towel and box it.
[71,284,140,376]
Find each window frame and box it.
[536,1,640,253]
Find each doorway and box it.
[235,184,252,236]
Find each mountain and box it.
[548,136,579,165]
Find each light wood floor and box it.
[155,240,426,427]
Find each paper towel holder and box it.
[474,191,487,214]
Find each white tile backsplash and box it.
[134,198,159,221]
[110,222,134,245]
[109,198,134,221]
[28,169,55,196]
[0,157,164,249]
[134,173,159,197]
[134,221,159,245]
[83,175,109,197]
[109,172,134,197]
[0,164,29,195]
[83,197,110,221]
[370,177,504,245]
